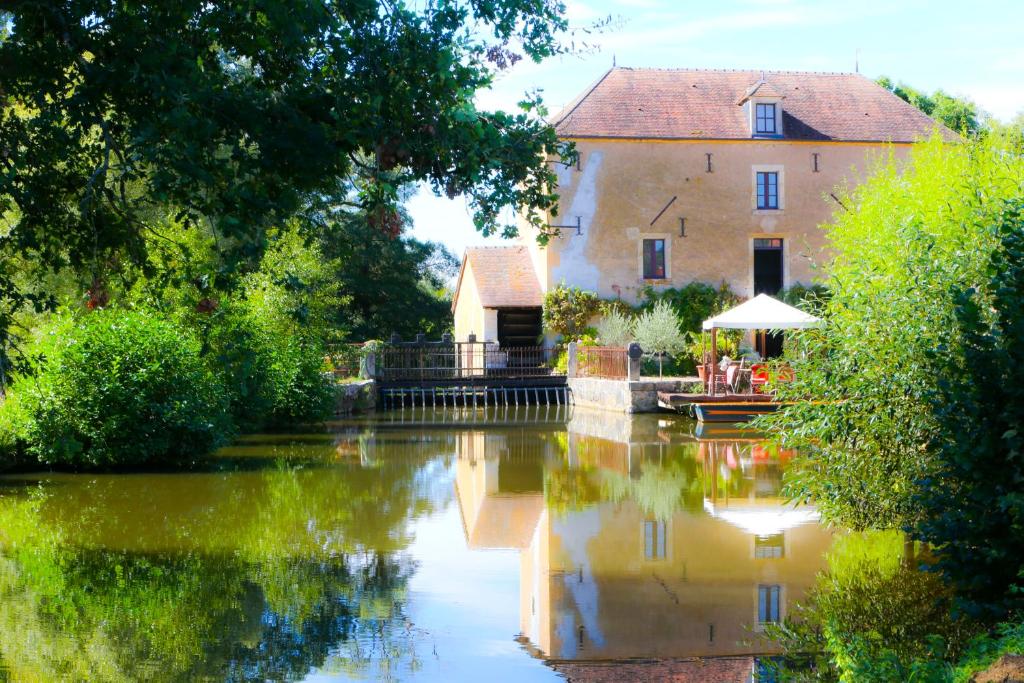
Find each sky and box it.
[407,0,1024,258]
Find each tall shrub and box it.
[15,310,232,469]
[231,225,336,426]
[763,134,1024,529]
[632,301,685,376]
[542,284,599,340]
[594,307,633,347]
[914,202,1024,619]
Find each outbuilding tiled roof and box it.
[453,245,543,311]
[552,68,957,143]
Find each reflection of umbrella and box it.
[703,500,820,536]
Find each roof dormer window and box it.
[755,103,777,135]
[740,75,785,138]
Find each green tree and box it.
[594,306,633,347]
[913,201,1024,620]
[0,0,575,381]
[542,283,600,340]
[876,76,981,135]
[632,300,685,376]
[321,212,459,340]
[762,135,1024,530]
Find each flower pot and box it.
[696,365,706,382]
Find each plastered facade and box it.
[452,260,499,342]
[523,138,910,304]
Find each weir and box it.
[370,334,570,409]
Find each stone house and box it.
[452,68,954,347]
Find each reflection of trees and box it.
[0,431,447,681]
[765,531,976,681]
[544,440,704,520]
[601,457,704,520]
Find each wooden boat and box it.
[691,400,788,423]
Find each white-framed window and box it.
[755,103,777,135]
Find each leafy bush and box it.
[913,201,1024,619]
[638,282,738,334]
[766,531,975,683]
[203,304,333,430]
[594,307,633,346]
[762,134,1024,530]
[0,390,32,470]
[199,225,336,429]
[262,337,334,425]
[779,282,830,312]
[202,305,278,431]
[542,283,599,339]
[632,301,686,376]
[15,310,232,469]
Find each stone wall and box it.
[333,379,377,415]
[568,376,701,414]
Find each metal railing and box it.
[577,346,628,379]
[325,342,365,378]
[376,341,559,382]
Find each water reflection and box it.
[0,407,833,681]
[452,409,833,672]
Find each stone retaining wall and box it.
[568,377,701,414]
[334,379,377,415]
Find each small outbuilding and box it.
[452,246,544,346]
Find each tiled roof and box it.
[465,494,544,549]
[453,246,543,310]
[740,79,786,103]
[552,68,957,143]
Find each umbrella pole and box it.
[709,327,718,396]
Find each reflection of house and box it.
[521,496,831,660]
[453,424,835,664]
[453,68,954,343]
[454,431,550,550]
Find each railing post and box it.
[566,341,578,379]
[627,343,643,381]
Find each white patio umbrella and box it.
[701,294,822,394]
[702,293,822,330]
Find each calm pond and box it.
[0,407,834,682]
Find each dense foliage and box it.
[321,214,458,339]
[542,283,600,340]
[1,0,572,257]
[877,76,981,135]
[638,282,739,334]
[0,0,585,469]
[765,135,1024,530]
[0,0,577,400]
[914,201,1024,620]
[759,134,1024,678]
[12,310,231,469]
